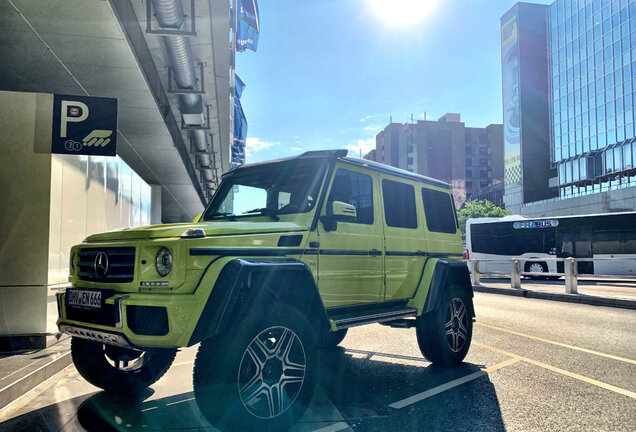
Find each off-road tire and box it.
[71,337,176,394]
[318,328,348,349]
[416,284,473,366]
[193,305,317,432]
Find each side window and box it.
[421,188,457,234]
[382,179,417,228]
[327,169,374,224]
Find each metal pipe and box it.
[152,0,212,175]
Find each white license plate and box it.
[66,289,102,310]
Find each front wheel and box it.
[318,328,348,349]
[416,285,473,366]
[71,338,176,394]
[193,305,317,432]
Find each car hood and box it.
[83,221,309,243]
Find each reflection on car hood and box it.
[83,221,308,242]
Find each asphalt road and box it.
[1,292,635,431]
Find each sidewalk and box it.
[474,277,636,309]
[0,336,72,411]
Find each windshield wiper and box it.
[207,212,236,221]
[242,208,280,221]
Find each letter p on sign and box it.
[60,100,89,138]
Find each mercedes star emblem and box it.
[94,251,109,277]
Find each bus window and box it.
[593,231,623,255]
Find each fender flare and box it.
[188,258,329,345]
[423,260,475,316]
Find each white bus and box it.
[465,212,636,277]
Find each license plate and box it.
[66,288,102,310]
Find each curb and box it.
[473,285,636,310]
[0,350,72,411]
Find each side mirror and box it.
[193,213,202,223]
[320,201,357,231]
[332,201,357,221]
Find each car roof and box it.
[340,157,451,189]
[223,149,452,190]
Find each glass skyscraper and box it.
[550,0,636,198]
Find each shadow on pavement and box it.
[76,389,210,431]
[318,347,505,431]
[0,388,211,432]
[0,348,504,432]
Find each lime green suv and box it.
[57,150,474,431]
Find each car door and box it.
[380,177,427,301]
[316,165,384,308]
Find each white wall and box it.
[0,90,152,337]
[47,154,152,288]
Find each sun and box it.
[368,0,437,26]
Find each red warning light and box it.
[69,107,81,117]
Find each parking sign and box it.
[51,94,118,156]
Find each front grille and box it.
[77,247,135,283]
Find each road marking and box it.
[388,355,524,409]
[346,349,428,364]
[310,421,350,432]
[473,341,636,400]
[172,360,194,367]
[389,370,487,409]
[483,356,523,373]
[476,322,636,365]
[165,397,195,406]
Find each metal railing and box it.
[467,257,636,295]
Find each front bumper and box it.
[56,288,199,349]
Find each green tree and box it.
[457,200,511,236]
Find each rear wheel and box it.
[525,261,548,279]
[318,328,348,349]
[416,285,473,366]
[193,305,317,432]
[71,337,176,394]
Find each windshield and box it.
[202,158,328,221]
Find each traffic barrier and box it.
[467,257,636,293]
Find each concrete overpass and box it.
[0,0,232,222]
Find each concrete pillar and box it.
[565,258,578,294]
[150,185,162,224]
[511,259,521,289]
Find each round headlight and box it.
[155,247,173,277]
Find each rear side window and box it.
[421,188,457,233]
[382,180,417,228]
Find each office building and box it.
[366,114,504,208]
[503,0,636,216]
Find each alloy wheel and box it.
[237,326,306,419]
[445,298,468,353]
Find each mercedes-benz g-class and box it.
[57,149,474,431]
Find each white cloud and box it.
[345,138,375,157]
[245,137,279,156]
[291,147,303,151]
[359,115,375,123]
[363,125,381,132]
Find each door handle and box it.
[369,249,383,256]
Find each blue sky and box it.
[236,0,552,163]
